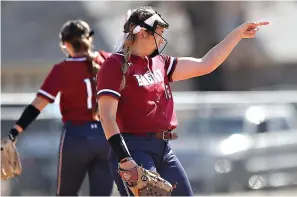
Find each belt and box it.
[155,131,178,141]
[123,131,178,141]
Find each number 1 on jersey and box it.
[84,78,92,109]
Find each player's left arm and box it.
[171,21,269,82]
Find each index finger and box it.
[255,22,270,26]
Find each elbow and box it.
[32,96,48,111]
[98,112,118,139]
[99,113,115,124]
[207,63,220,74]
[201,58,222,75]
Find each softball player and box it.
[97,6,269,196]
[4,20,113,196]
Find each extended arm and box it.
[8,96,49,140]
[171,22,269,81]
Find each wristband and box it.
[15,104,40,130]
[8,128,19,141]
[108,133,131,162]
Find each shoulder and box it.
[102,53,123,68]
[153,55,171,65]
[98,53,124,77]
[158,54,170,62]
[110,52,124,63]
[157,55,177,68]
[50,61,66,72]
[150,55,167,67]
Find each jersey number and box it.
[84,78,92,109]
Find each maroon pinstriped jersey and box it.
[37,57,98,123]
[97,53,178,133]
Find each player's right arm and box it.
[98,95,136,169]
[12,96,49,134]
[7,64,62,141]
[97,57,137,169]
[98,95,120,139]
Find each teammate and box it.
[2,20,113,196]
[96,6,269,196]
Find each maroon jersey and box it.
[97,53,178,133]
[37,57,97,123]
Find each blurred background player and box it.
[96,6,269,196]
[2,20,113,196]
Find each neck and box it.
[129,42,149,58]
[70,51,88,58]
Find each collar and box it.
[115,52,149,63]
[66,56,88,61]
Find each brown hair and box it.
[86,52,101,120]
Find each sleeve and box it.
[36,64,62,103]
[161,55,178,82]
[96,58,122,100]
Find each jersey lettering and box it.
[134,69,164,86]
[143,72,155,85]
